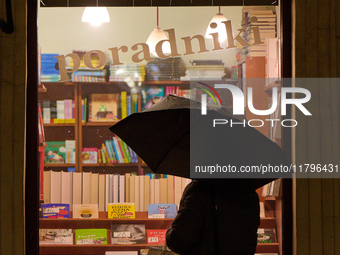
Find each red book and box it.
[146,229,167,245]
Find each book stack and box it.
[109,65,145,82]
[262,179,281,197]
[240,7,277,57]
[40,53,60,82]
[40,99,75,124]
[71,69,107,82]
[43,170,191,212]
[180,59,226,81]
[145,57,183,81]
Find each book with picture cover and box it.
[82,147,98,163]
[41,203,70,218]
[108,203,135,219]
[75,229,107,245]
[141,87,164,111]
[73,204,99,219]
[39,229,73,245]
[88,93,118,122]
[146,229,167,245]
[111,224,146,244]
[45,141,66,164]
[257,228,276,243]
[148,203,177,219]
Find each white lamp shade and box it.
[146,27,171,56]
[205,13,228,42]
[82,7,110,27]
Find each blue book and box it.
[111,139,120,163]
[41,203,70,218]
[148,203,177,219]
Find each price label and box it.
[257,229,265,234]
[78,239,94,244]
[148,237,159,243]
[43,208,59,213]
[114,232,131,238]
[149,214,165,219]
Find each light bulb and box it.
[146,27,171,57]
[205,13,228,42]
[82,7,110,27]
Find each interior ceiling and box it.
[40,0,278,7]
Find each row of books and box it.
[145,57,184,81]
[43,170,191,212]
[39,226,166,246]
[82,92,138,122]
[40,226,276,246]
[262,179,281,197]
[82,137,138,164]
[241,7,277,57]
[40,99,75,124]
[40,53,60,82]
[71,69,107,82]
[45,141,76,164]
[109,65,146,82]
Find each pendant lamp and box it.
[146,7,171,56]
[82,5,110,27]
[205,6,228,42]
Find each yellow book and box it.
[121,91,127,119]
[108,203,135,219]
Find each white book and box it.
[72,172,82,206]
[174,176,182,206]
[98,174,105,211]
[167,175,175,204]
[150,179,155,204]
[65,140,76,164]
[129,175,135,206]
[91,173,99,204]
[109,174,113,203]
[159,178,168,203]
[154,179,160,204]
[144,175,150,210]
[82,172,91,204]
[43,108,51,124]
[125,173,131,202]
[105,174,110,211]
[113,174,119,203]
[43,170,51,204]
[119,174,125,203]
[134,176,140,211]
[56,100,65,120]
[50,171,62,203]
[139,176,145,211]
[61,171,72,208]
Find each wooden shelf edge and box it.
[44,123,76,127]
[38,84,47,92]
[83,121,120,126]
[45,164,76,167]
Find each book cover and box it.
[41,203,70,218]
[73,204,99,219]
[39,229,73,245]
[89,93,118,122]
[146,229,167,245]
[108,203,135,219]
[111,224,146,244]
[82,147,98,163]
[45,141,66,164]
[141,87,164,111]
[257,228,276,243]
[75,229,107,245]
[148,203,177,219]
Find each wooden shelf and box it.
[44,123,75,127]
[259,217,276,229]
[38,84,47,92]
[264,80,281,95]
[142,81,189,85]
[256,243,279,253]
[82,163,139,167]
[45,164,76,167]
[83,121,119,127]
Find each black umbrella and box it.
[109,95,291,190]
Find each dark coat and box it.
[166,179,260,255]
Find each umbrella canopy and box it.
[110,95,291,190]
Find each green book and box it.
[45,141,66,164]
[75,229,107,245]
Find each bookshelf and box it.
[39,80,281,254]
